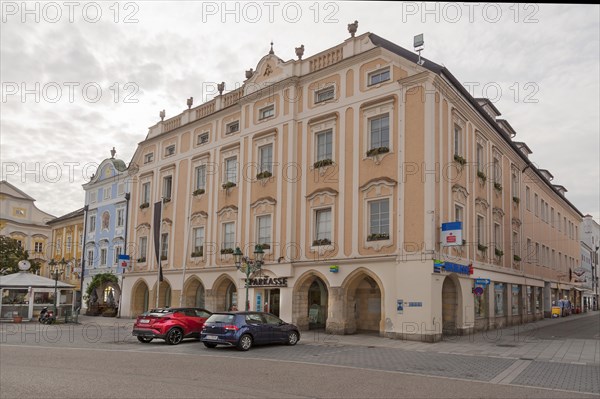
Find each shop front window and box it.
[494,283,506,316]
[512,285,521,315]
[474,284,488,318]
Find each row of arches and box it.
[129,268,384,334]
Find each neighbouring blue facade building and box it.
[81,148,131,313]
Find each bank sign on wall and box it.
[441,222,462,246]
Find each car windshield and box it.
[206,314,235,323]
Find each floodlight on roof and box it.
[414,34,425,66]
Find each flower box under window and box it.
[313,159,333,169]
[453,154,467,166]
[477,170,487,182]
[137,257,146,263]
[513,255,521,262]
[222,181,237,190]
[140,202,150,209]
[478,244,488,252]
[495,248,504,257]
[193,189,205,196]
[191,248,203,258]
[494,182,503,192]
[259,243,270,250]
[256,171,273,180]
[160,255,168,261]
[312,238,331,246]
[367,233,390,241]
[366,146,390,157]
[220,248,234,255]
[163,197,171,204]
[512,196,520,204]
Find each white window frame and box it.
[90,191,97,204]
[224,156,238,184]
[139,236,147,260]
[100,248,107,266]
[103,187,110,200]
[368,198,390,238]
[526,186,531,211]
[89,215,96,233]
[368,113,390,150]
[368,67,390,86]
[165,145,175,157]
[314,86,335,103]
[226,120,240,134]
[195,165,207,190]
[315,129,333,163]
[34,242,43,253]
[141,182,151,205]
[494,223,502,251]
[163,175,173,200]
[144,152,154,164]
[66,236,72,252]
[258,105,275,120]
[256,215,272,248]
[454,124,463,158]
[87,249,94,267]
[477,215,485,246]
[258,144,273,174]
[116,208,124,228]
[222,222,235,250]
[193,227,205,254]
[114,245,122,264]
[161,233,169,259]
[314,207,332,244]
[197,132,209,145]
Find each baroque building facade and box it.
[81,150,131,313]
[0,180,54,275]
[121,29,583,342]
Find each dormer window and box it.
[197,132,209,145]
[315,86,334,103]
[226,121,239,134]
[368,68,390,86]
[165,145,175,157]
[259,105,275,120]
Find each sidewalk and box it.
[304,311,600,365]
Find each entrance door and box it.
[442,277,458,335]
[264,289,280,316]
[308,279,328,329]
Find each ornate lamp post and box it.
[49,258,67,316]
[233,245,265,311]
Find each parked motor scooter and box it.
[38,307,55,324]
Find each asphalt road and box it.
[1,345,597,399]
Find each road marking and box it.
[489,359,532,385]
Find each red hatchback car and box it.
[133,308,212,345]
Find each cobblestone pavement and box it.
[2,311,599,396]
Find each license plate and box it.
[140,319,150,324]
[205,335,218,340]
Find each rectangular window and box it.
[511,285,521,315]
[161,233,168,259]
[139,237,147,260]
[118,183,124,196]
[476,143,484,172]
[224,157,238,183]
[66,236,72,252]
[453,125,463,157]
[165,145,175,157]
[197,132,209,145]
[226,121,239,134]
[493,156,501,185]
[97,189,102,203]
[259,144,273,174]
[494,223,502,251]
[511,170,518,197]
[477,215,485,246]
[454,204,464,223]
[494,283,506,316]
[163,176,172,199]
[535,243,540,264]
[103,187,110,200]
[534,194,539,217]
[551,249,556,269]
[563,217,567,235]
[368,68,390,85]
[34,242,43,253]
[87,250,94,267]
[315,86,334,103]
[369,199,390,237]
[89,215,96,233]
[256,215,272,246]
[90,191,97,203]
[526,186,531,210]
[550,207,555,228]
[100,248,107,266]
[114,246,122,264]
[193,227,204,254]
[223,222,235,250]
[315,208,332,243]
[558,212,561,231]
[512,231,519,258]
[56,239,61,254]
[259,105,275,120]
[526,238,532,262]
[144,153,154,164]
[195,165,206,190]
[142,182,150,204]
[116,209,124,228]
[315,129,333,162]
[369,114,390,149]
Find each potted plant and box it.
[478,243,488,252]
[313,159,333,169]
[494,182,502,192]
[137,257,146,263]
[193,188,205,196]
[140,202,150,209]
[220,248,234,255]
[222,181,236,190]
[366,146,390,157]
[12,312,22,323]
[367,233,390,241]
[191,248,203,258]
[312,238,331,246]
[477,170,487,183]
[453,154,467,166]
[256,171,273,180]
[495,248,504,257]
[513,254,521,262]
[512,196,520,204]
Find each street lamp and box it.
[49,258,66,316]
[234,245,265,311]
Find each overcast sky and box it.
[1,2,599,223]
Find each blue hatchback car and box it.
[200,311,300,351]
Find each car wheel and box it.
[203,342,217,348]
[287,331,299,346]
[166,328,184,345]
[237,334,253,351]
[137,336,153,343]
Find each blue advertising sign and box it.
[474,278,491,286]
[441,222,462,246]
